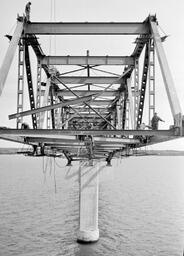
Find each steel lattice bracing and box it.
[36,60,42,128]
[137,42,150,128]
[24,43,37,129]
[16,39,25,128]
[148,39,155,125]
[1,8,184,246]
[0,13,182,164]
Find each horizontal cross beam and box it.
[25,22,149,35]
[0,135,25,144]
[0,128,178,137]
[68,107,108,112]
[56,90,118,97]
[40,55,134,66]
[75,100,112,106]
[25,136,133,144]
[53,76,123,84]
[70,115,108,119]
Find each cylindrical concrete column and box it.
[77,160,99,243]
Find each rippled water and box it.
[0,155,184,256]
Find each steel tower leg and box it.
[25,43,37,129]
[0,19,24,96]
[134,58,139,128]
[36,60,42,128]
[148,39,155,125]
[116,97,122,129]
[17,39,25,128]
[40,78,51,128]
[127,77,134,129]
[46,88,52,129]
[150,18,182,124]
[125,99,130,129]
[137,43,150,128]
[122,92,127,130]
[77,161,99,243]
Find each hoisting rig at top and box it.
[0,5,183,165]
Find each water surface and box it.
[0,155,184,255]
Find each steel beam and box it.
[127,77,134,128]
[56,90,117,97]
[25,43,37,129]
[150,19,182,118]
[26,137,85,145]
[53,76,123,84]
[85,100,112,106]
[25,22,149,35]
[17,39,25,129]
[40,55,134,66]
[40,78,51,128]
[9,94,94,119]
[0,128,177,137]
[0,19,24,96]
[69,107,107,112]
[26,136,132,144]
[137,43,150,127]
[134,58,139,128]
[0,135,25,144]
[54,75,116,129]
[70,114,108,118]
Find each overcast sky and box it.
[0,0,184,149]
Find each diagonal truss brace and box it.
[9,94,94,119]
[54,75,116,129]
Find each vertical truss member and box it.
[136,42,150,128]
[25,42,37,129]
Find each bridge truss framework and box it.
[0,12,183,243]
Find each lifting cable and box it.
[49,0,56,55]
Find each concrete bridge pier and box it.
[77,160,99,243]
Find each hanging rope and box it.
[49,0,56,55]
[53,0,56,56]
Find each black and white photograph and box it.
[0,0,184,255]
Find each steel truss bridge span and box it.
[0,9,183,243]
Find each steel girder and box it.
[1,12,183,162]
[0,18,24,96]
[40,56,134,66]
[53,76,124,85]
[136,42,150,128]
[9,94,94,119]
[56,90,118,97]
[24,22,149,35]
[0,128,178,137]
[24,43,37,129]
[149,17,182,124]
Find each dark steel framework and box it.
[0,13,183,165]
